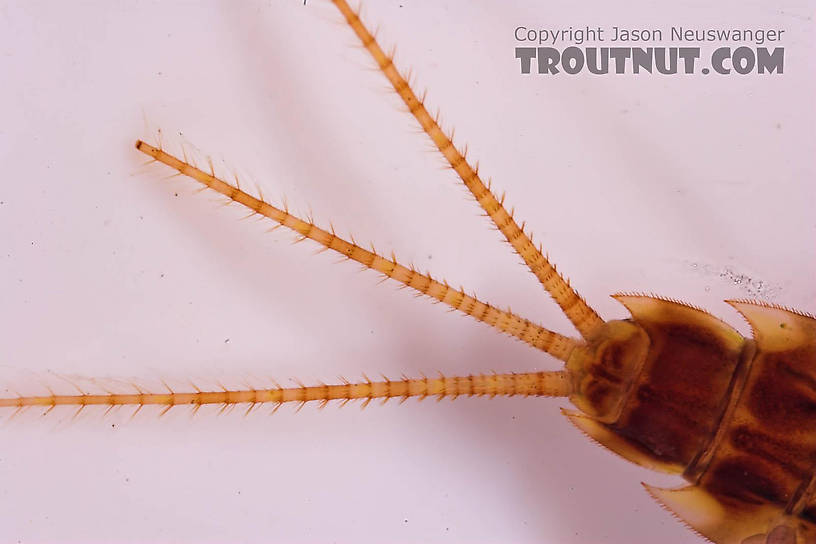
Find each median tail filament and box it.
[135,140,578,361]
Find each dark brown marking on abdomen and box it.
[699,345,816,517]
[613,321,742,466]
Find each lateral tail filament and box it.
[0,371,572,415]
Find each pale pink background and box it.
[0,1,814,543]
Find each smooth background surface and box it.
[1,1,814,542]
